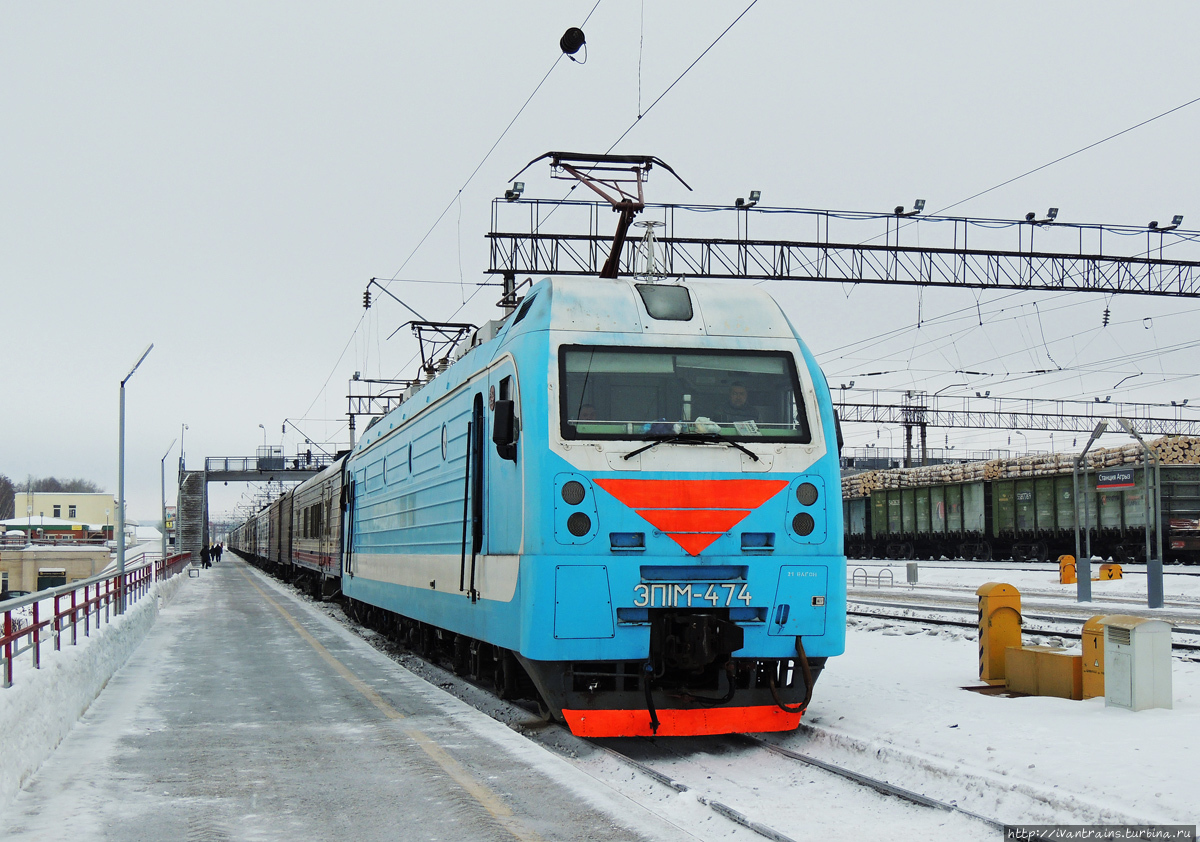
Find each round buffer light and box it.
[567,512,592,537]
[796,482,819,506]
[792,512,815,537]
[561,480,586,506]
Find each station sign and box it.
[1096,468,1136,490]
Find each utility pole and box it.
[118,344,153,613]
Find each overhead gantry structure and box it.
[488,198,1200,297]
[485,170,1200,467]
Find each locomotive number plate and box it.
[633,582,752,608]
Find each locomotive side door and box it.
[487,361,524,555]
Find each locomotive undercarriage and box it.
[523,609,824,728]
[343,597,824,728]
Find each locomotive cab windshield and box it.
[559,345,811,443]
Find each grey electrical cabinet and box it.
[1102,615,1173,711]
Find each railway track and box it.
[352,624,962,841]
[847,560,1200,577]
[851,596,1200,630]
[848,580,1200,611]
[305,582,1005,840]
[847,605,1200,654]
[588,732,1005,842]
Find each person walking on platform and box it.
[201,545,211,569]
[215,543,223,563]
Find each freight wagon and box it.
[845,465,1200,563]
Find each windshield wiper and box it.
[622,434,759,462]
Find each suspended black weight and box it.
[560,27,585,56]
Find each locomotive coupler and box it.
[649,611,745,672]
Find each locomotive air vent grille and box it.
[1109,627,1131,646]
[792,512,815,537]
[561,481,586,506]
[567,512,592,537]
[796,482,819,506]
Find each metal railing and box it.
[204,454,336,473]
[0,551,192,688]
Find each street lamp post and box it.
[118,343,153,613]
[180,423,188,473]
[1118,418,1164,609]
[1073,421,1107,602]
[259,423,267,448]
[161,438,177,566]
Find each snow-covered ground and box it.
[819,561,1200,826]
[3,558,1196,837]
[0,570,188,810]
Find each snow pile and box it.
[799,620,1199,825]
[832,561,1200,824]
[0,572,188,810]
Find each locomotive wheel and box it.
[417,625,434,658]
[452,635,471,676]
[973,542,992,562]
[1033,542,1049,563]
[494,648,520,699]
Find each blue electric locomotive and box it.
[340,275,846,737]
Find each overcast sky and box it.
[4,2,1199,523]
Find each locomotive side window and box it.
[559,345,811,443]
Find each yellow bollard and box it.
[1098,563,1123,580]
[1082,615,1107,699]
[977,583,1022,686]
[1058,554,1077,585]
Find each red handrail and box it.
[1,551,192,688]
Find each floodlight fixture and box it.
[1030,207,1059,224]
[976,390,991,398]
[1149,215,1183,231]
[736,190,760,209]
[896,199,925,217]
[504,181,525,201]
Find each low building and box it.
[0,516,112,544]
[14,491,117,528]
[0,545,112,594]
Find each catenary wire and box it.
[295,0,603,424]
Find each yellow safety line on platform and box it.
[235,563,544,842]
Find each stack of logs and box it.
[842,435,1200,499]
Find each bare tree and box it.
[26,476,105,494]
[0,474,14,520]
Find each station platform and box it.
[6,559,690,842]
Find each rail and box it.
[0,551,192,688]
